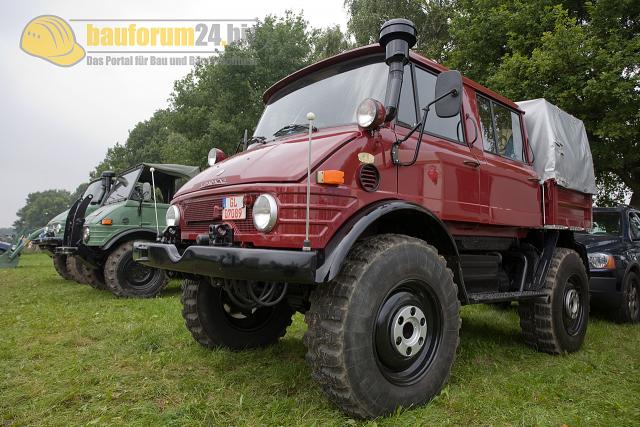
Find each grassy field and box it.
[1,253,638,426]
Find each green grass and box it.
[1,254,639,426]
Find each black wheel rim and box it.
[562,274,587,336]
[374,279,442,386]
[627,277,639,320]
[119,255,160,291]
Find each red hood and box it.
[175,127,361,197]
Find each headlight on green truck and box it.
[166,205,180,227]
[82,226,90,243]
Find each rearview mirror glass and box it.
[435,70,463,118]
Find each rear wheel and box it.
[615,272,640,324]
[66,256,88,284]
[304,234,460,418]
[518,248,589,354]
[104,241,168,297]
[181,277,294,349]
[53,254,74,280]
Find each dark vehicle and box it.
[33,173,113,281]
[133,19,595,417]
[57,163,199,297]
[576,206,640,323]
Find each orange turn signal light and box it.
[101,218,113,225]
[317,170,344,185]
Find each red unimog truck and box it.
[134,19,596,418]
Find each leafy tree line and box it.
[345,0,639,206]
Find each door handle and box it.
[528,177,540,182]
[463,160,480,168]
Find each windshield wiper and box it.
[273,123,317,137]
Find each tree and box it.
[13,190,72,233]
[345,0,457,62]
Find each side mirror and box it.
[208,148,226,166]
[435,70,463,118]
[142,182,152,201]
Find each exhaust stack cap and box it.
[379,19,417,65]
[101,170,115,179]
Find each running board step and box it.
[467,290,549,304]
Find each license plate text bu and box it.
[222,196,246,220]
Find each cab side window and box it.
[415,67,463,142]
[629,212,640,240]
[397,64,417,127]
[476,95,525,162]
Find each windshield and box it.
[588,212,621,235]
[103,169,141,205]
[83,180,106,205]
[254,56,387,139]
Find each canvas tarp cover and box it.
[516,98,596,194]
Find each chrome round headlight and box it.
[52,223,62,234]
[252,194,278,232]
[166,205,181,227]
[356,98,386,130]
[82,226,90,243]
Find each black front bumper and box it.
[32,236,63,255]
[133,242,318,284]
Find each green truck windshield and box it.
[103,169,140,205]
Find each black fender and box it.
[102,228,159,252]
[315,200,460,285]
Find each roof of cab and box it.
[262,44,523,113]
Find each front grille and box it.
[181,195,254,235]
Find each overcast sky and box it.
[0,0,349,228]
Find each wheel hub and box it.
[564,288,580,319]
[391,305,427,357]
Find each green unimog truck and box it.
[57,163,199,297]
[33,172,114,281]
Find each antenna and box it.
[243,129,248,151]
[150,167,160,240]
[303,112,315,251]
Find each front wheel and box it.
[304,234,460,418]
[181,277,294,350]
[104,241,168,298]
[518,248,589,354]
[53,254,74,281]
[615,272,640,324]
[66,256,88,284]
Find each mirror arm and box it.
[391,89,456,167]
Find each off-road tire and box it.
[614,271,640,324]
[82,266,108,290]
[518,248,589,354]
[304,234,460,418]
[53,254,74,281]
[104,241,168,298]
[181,277,294,350]
[66,256,88,284]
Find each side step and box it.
[467,290,549,304]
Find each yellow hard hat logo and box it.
[20,15,85,66]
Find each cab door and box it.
[395,64,483,223]
[474,94,541,227]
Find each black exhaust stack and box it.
[101,170,115,195]
[379,19,417,122]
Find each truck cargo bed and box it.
[543,180,592,230]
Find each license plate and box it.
[222,196,246,220]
